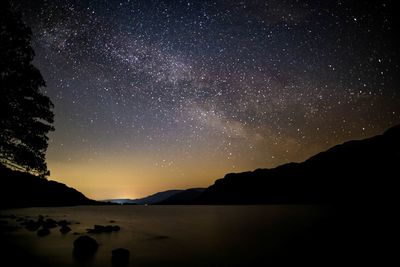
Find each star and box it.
[12,0,400,199]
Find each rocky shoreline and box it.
[0,214,130,266]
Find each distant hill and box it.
[104,190,183,205]
[105,188,206,205]
[157,188,205,204]
[194,124,400,204]
[0,164,98,208]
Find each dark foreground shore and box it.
[0,205,394,267]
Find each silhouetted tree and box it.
[0,1,54,177]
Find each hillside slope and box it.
[195,124,399,204]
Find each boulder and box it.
[73,235,98,260]
[25,220,40,231]
[43,218,57,229]
[60,225,72,234]
[111,248,130,266]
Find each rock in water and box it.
[104,225,114,232]
[38,215,44,224]
[60,225,72,234]
[58,220,71,227]
[112,225,121,231]
[73,235,98,260]
[87,224,105,233]
[111,248,130,266]
[43,218,57,229]
[87,224,121,233]
[37,228,50,236]
[25,220,40,231]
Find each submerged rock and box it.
[37,228,50,236]
[58,220,71,227]
[43,218,57,229]
[25,220,40,231]
[87,224,121,234]
[73,235,98,260]
[104,225,114,232]
[87,225,104,234]
[111,248,130,266]
[112,225,121,231]
[60,225,72,234]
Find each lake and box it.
[0,205,380,266]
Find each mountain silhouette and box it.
[0,164,98,208]
[157,188,205,204]
[105,188,205,205]
[194,124,399,204]
[103,190,183,205]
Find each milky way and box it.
[13,0,400,198]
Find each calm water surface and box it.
[1,205,327,266]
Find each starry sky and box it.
[13,0,400,199]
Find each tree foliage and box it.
[0,1,54,177]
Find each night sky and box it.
[13,0,400,199]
